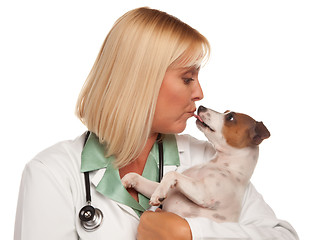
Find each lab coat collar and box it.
[81,133,180,172]
[175,134,186,153]
[80,132,180,216]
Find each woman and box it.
[14,7,298,240]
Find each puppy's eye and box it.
[226,112,234,121]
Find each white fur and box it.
[122,107,260,222]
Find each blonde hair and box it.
[76,7,210,168]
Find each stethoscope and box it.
[79,131,164,231]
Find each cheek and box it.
[222,126,251,148]
[156,82,189,115]
[152,71,193,133]
[161,86,186,106]
[152,94,190,133]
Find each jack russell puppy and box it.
[122,105,270,222]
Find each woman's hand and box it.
[137,208,192,240]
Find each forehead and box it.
[170,65,200,74]
[234,113,255,124]
[225,112,256,128]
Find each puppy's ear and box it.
[250,121,270,145]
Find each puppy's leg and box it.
[121,173,159,198]
[150,172,218,209]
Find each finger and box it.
[155,207,163,212]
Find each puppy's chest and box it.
[182,163,235,181]
[165,162,246,222]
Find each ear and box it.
[250,121,271,145]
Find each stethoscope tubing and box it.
[79,131,164,231]
[83,131,92,204]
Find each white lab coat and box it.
[14,132,299,240]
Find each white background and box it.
[1,0,324,239]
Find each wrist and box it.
[176,217,192,240]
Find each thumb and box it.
[155,207,164,212]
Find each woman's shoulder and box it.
[175,134,216,163]
[26,132,86,176]
[175,134,214,150]
[175,133,209,146]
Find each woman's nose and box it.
[192,80,204,101]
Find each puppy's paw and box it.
[149,193,166,206]
[149,172,178,206]
[121,172,140,189]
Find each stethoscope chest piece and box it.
[78,131,164,231]
[79,132,104,231]
[79,204,103,231]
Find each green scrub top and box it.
[81,132,180,216]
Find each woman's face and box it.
[151,66,204,134]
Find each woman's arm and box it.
[149,135,298,239]
[138,183,298,240]
[137,208,192,240]
[185,183,299,240]
[14,160,78,240]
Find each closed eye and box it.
[183,78,194,84]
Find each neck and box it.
[118,133,159,202]
[215,146,259,182]
[119,133,158,176]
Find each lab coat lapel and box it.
[95,163,146,213]
[81,132,182,218]
[175,134,191,171]
[81,133,146,214]
[91,169,140,219]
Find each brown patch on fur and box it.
[213,213,226,220]
[222,112,270,148]
[214,201,221,207]
[181,206,201,218]
[211,157,218,163]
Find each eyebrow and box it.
[181,66,201,74]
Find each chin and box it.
[172,122,187,134]
[157,119,188,134]
[159,124,186,135]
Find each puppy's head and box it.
[195,106,270,149]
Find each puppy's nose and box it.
[198,105,207,113]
